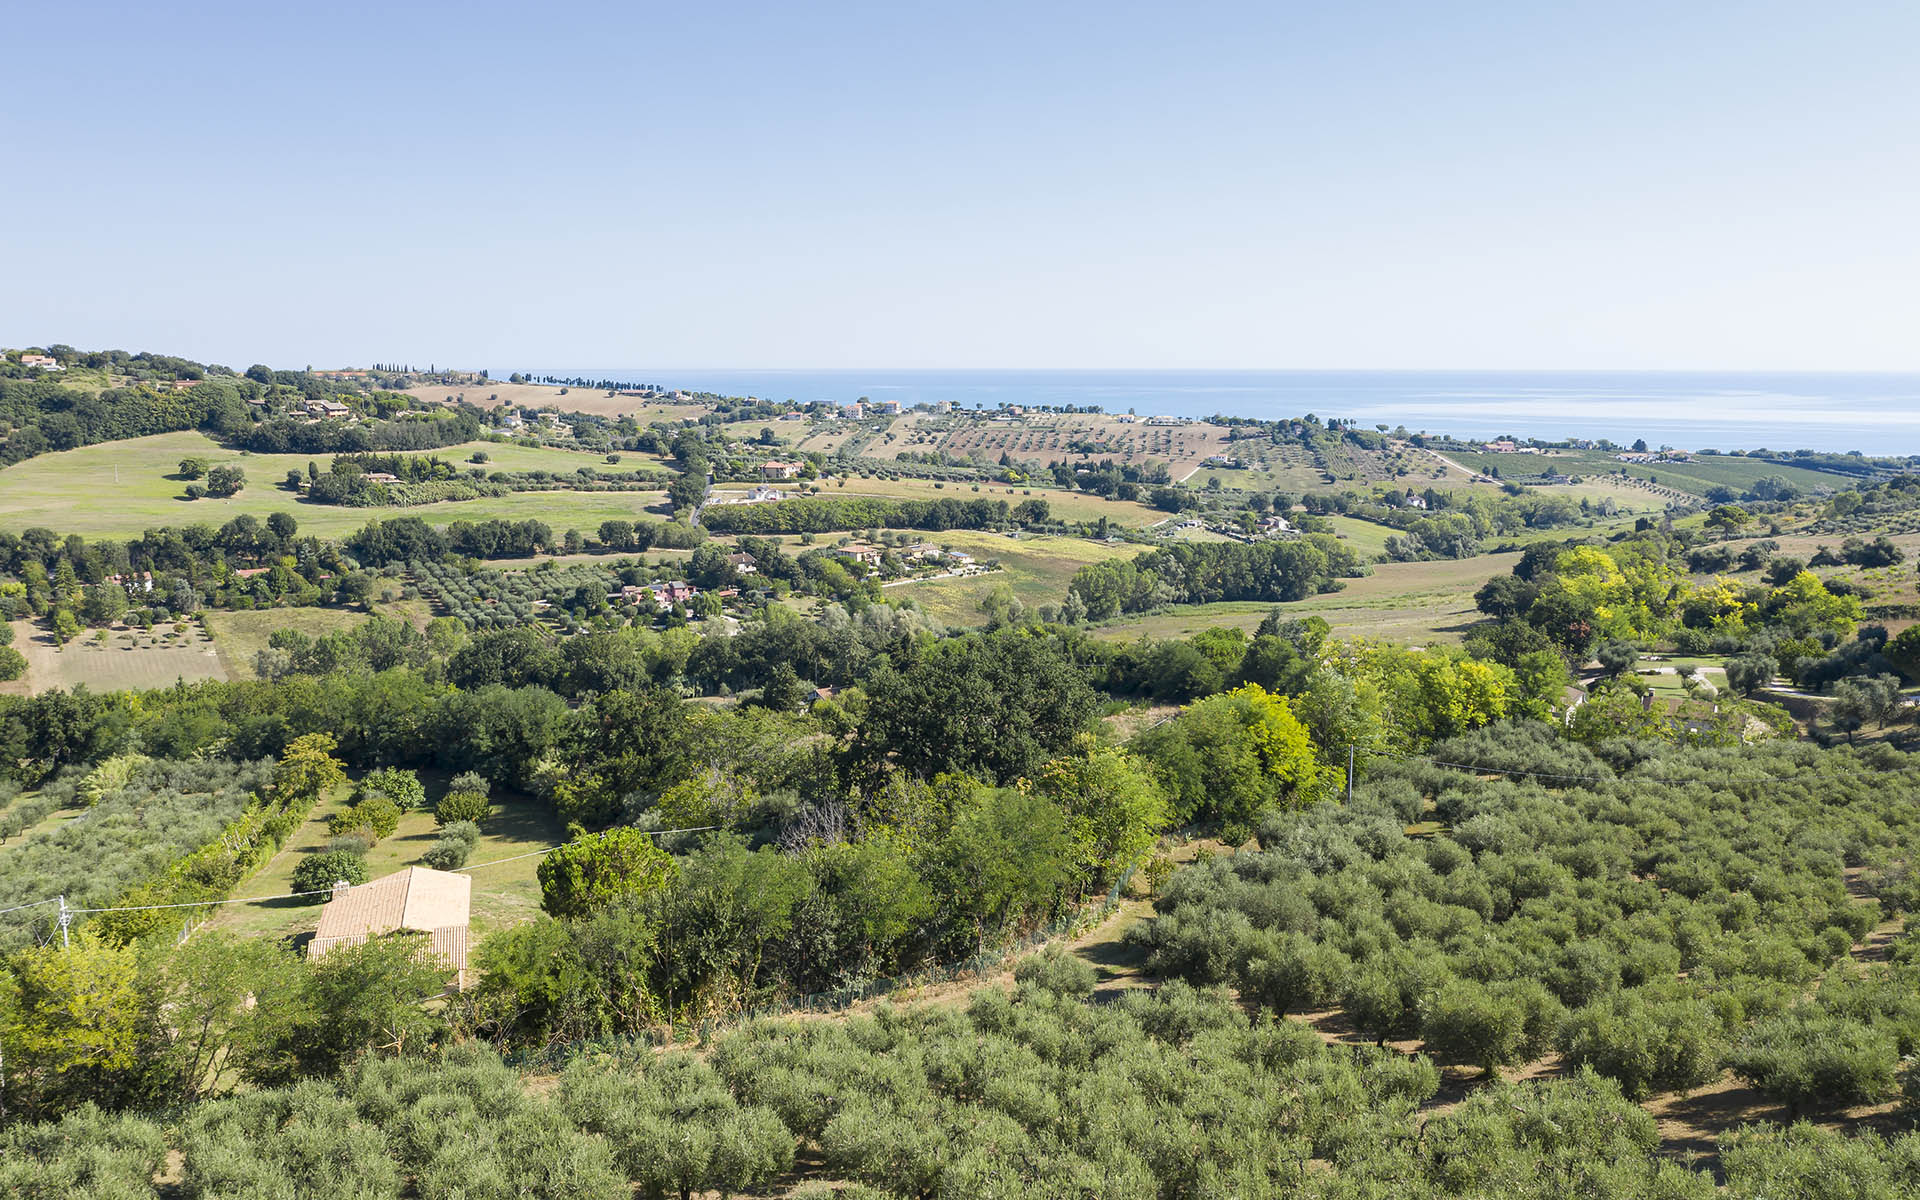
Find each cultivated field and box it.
[0,618,229,696]
[864,411,1235,476]
[790,425,866,456]
[404,380,710,423]
[800,472,1166,526]
[1441,448,1852,497]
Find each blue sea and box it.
[520,369,1920,456]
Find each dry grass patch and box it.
[1,618,228,696]
[203,608,373,676]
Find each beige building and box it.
[310,866,472,987]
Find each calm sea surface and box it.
[524,370,1920,456]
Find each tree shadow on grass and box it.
[481,794,566,849]
[1081,935,1149,998]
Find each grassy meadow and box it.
[1084,551,1521,646]
[875,530,1143,626]
[0,432,672,540]
[200,772,564,947]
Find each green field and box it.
[1086,551,1520,646]
[201,773,564,946]
[808,473,1166,526]
[1181,460,1359,493]
[1322,514,1397,557]
[888,528,1519,639]
[875,530,1142,626]
[0,432,673,539]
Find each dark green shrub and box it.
[0,1104,168,1199]
[439,819,482,849]
[356,766,426,810]
[1421,977,1562,1075]
[328,795,401,841]
[1721,1122,1920,1199]
[1013,947,1097,997]
[557,1054,795,1200]
[327,830,376,857]
[292,850,369,897]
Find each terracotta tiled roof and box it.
[310,866,470,972]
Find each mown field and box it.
[0,618,228,696]
[4,606,440,696]
[202,608,376,675]
[0,432,673,539]
[1322,514,1397,557]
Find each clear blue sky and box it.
[8,1,1917,371]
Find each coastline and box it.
[502,368,1920,455]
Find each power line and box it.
[0,897,60,917]
[70,889,333,915]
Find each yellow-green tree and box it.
[2,934,140,1113]
[273,732,346,808]
[1030,737,1171,892]
[1762,571,1860,638]
[1678,576,1756,634]
[654,768,759,832]
[1549,546,1678,643]
[538,828,678,919]
[1351,644,1515,745]
[1132,683,1329,840]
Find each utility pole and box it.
[56,895,70,949]
[1346,746,1355,804]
